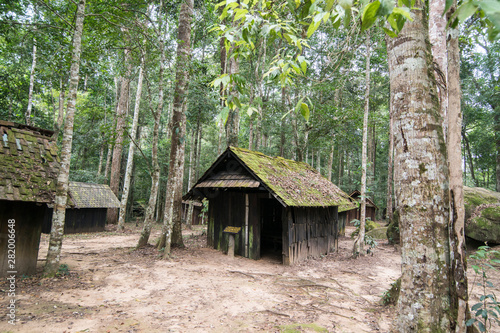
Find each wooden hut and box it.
[42,182,120,234]
[344,190,379,225]
[181,200,203,225]
[184,147,355,265]
[0,121,60,277]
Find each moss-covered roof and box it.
[230,147,354,208]
[68,182,120,208]
[0,121,60,203]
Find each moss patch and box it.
[230,147,355,208]
[366,227,388,240]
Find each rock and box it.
[464,187,500,244]
[386,210,400,244]
[366,227,388,240]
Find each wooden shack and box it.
[0,121,61,277]
[344,190,379,224]
[43,182,120,234]
[184,147,355,265]
[181,200,203,225]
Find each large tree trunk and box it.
[44,0,85,276]
[118,57,145,231]
[26,41,37,126]
[386,1,464,330]
[353,31,370,257]
[108,40,132,225]
[158,0,193,256]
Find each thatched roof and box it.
[186,147,355,209]
[68,182,120,208]
[348,190,378,210]
[0,121,60,203]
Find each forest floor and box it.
[1,223,499,333]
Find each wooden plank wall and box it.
[283,206,338,265]
[0,201,44,277]
[207,191,262,259]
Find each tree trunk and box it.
[158,0,193,256]
[26,41,37,126]
[108,40,132,225]
[386,111,394,222]
[354,30,370,257]
[104,143,112,180]
[225,55,240,147]
[186,116,201,229]
[44,0,85,276]
[118,57,145,231]
[446,2,468,330]
[386,1,459,329]
[137,3,166,248]
[327,144,334,182]
[462,130,477,186]
[55,77,66,133]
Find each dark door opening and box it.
[260,199,283,260]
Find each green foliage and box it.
[381,277,401,306]
[56,264,70,277]
[351,218,380,238]
[467,246,500,332]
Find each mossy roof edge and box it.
[229,147,355,208]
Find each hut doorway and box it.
[260,199,283,259]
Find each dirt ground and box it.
[1,223,499,333]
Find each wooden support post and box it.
[228,233,235,258]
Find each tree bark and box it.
[386,1,457,330]
[158,0,193,256]
[386,111,394,223]
[44,0,85,276]
[446,2,468,330]
[118,57,145,231]
[55,77,66,133]
[354,30,370,257]
[26,41,37,126]
[108,37,132,225]
[462,130,477,186]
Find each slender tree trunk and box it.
[316,149,321,173]
[327,144,334,182]
[225,56,240,147]
[44,0,85,276]
[26,41,37,126]
[386,1,461,329]
[354,30,370,257]
[108,40,132,224]
[97,142,104,177]
[158,0,193,256]
[55,78,66,133]
[104,143,112,179]
[185,118,200,229]
[446,2,468,330]
[137,3,166,248]
[462,130,477,186]
[386,111,394,223]
[118,58,145,231]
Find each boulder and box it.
[386,210,400,244]
[464,187,500,244]
[366,227,388,240]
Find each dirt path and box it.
[1,224,498,332]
